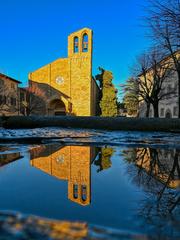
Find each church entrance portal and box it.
[49,99,66,116]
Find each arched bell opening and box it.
[74,36,79,53]
[82,33,88,52]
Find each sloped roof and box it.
[0,73,21,84]
[138,49,180,77]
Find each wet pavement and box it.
[0,128,179,239]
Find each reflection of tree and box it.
[123,147,180,217]
[94,147,114,172]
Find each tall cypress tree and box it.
[96,67,118,117]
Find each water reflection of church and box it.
[30,145,97,206]
[1,144,179,208]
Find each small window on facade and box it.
[81,185,87,202]
[173,106,178,116]
[165,110,172,118]
[73,184,78,199]
[82,33,88,52]
[74,37,79,53]
[11,97,14,105]
[11,83,15,89]
[10,97,16,106]
[160,108,164,116]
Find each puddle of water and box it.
[0,143,179,239]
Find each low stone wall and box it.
[1,116,180,132]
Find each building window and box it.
[11,97,13,106]
[160,108,164,117]
[55,76,64,85]
[73,184,78,199]
[56,155,64,164]
[81,185,87,202]
[11,83,15,89]
[82,33,88,52]
[173,106,178,116]
[74,37,79,53]
[165,110,172,118]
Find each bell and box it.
[84,42,88,49]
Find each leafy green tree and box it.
[122,77,139,116]
[96,67,118,117]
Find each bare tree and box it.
[21,83,46,116]
[134,48,174,117]
[146,0,180,116]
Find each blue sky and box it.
[0,0,151,98]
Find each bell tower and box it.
[68,28,93,116]
[68,27,92,58]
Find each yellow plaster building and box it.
[28,28,99,116]
[138,51,180,118]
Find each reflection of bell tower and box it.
[68,146,91,206]
[30,145,93,206]
[68,28,93,116]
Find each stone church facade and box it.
[28,28,100,116]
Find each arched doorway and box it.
[165,110,172,118]
[49,99,66,116]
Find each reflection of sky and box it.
[0,144,179,238]
[0,0,151,98]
